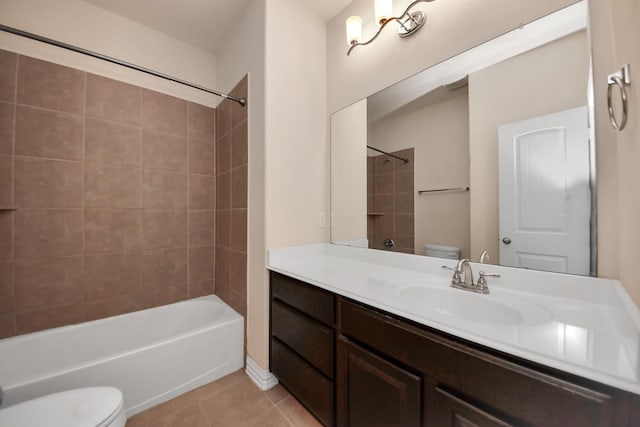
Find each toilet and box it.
[424,243,461,260]
[0,387,126,427]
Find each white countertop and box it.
[267,243,640,395]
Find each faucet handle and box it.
[477,271,501,286]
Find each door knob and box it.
[502,237,512,245]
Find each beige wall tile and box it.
[85,252,141,300]
[373,194,393,214]
[0,50,17,102]
[189,210,214,246]
[231,165,248,209]
[17,56,84,114]
[85,164,140,208]
[231,124,248,169]
[141,209,187,249]
[189,138,215,176]
[86,73,141,126]
[85,118,141,166]
[16,302,85,334]
[86,291,148,321]
[216,100,231,138]
[395,214,414,236]
[230,209,247,253]
[189,175,214,210]
[143,283,186,308]
[189,245,213,283]
[216,172,231,210]
[0,313,16,338]
[141,247,187,289]
[373,155,394,174]
[141,89,186,135]
[216,133,231,175]
[0,213,11,260]
[394,171,413,193]
[229,77,248,130]
[142,169,187,209]
[0,101,14,154]
[15,106,83,160]
[15,157,83,208]
[142,131,187,172]
[85,209,141,254]
[14,257,84,310]
[229,250,246,298]
[14,209,83,259]
[188,280,214,298]
[187,102,215,140]
[393,192,414,214]
[0,155,11,207]
[373,174,393,194]
[215,210,230,248]
[0,262,14,314]
[214,246,230,302]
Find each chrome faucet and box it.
[442,259,500,294]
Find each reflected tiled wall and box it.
[0,50,247,338]
[367,148,415,254]
[214,77,248,320]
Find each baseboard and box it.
[245,355,278,391]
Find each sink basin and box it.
[395,284,552,325]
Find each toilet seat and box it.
[0,387,126,427]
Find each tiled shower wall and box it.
[367,148,415,254]
[0,49,248,338]
[214,77,248,319]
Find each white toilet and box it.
[0,387,126,427]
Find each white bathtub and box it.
[0,295,244,417]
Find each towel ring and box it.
[607,64,631,131]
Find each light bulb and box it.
[346,16,362,46]
[374,0,393,25]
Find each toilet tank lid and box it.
[0,387,123,427]
[424,243,461,252]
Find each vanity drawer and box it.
[270,271,335,326]
[272,299,334,378]
[271,338,335,426]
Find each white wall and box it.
[331,100,368,243]
[468,30,589,263]
[589,0,640,306]
[0,0,219,106]
[367,92,470,257]
[327,0,579,114]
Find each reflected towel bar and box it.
[418,186,470,194]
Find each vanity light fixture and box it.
[346,0,435,56]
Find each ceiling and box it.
[83,0,352,54]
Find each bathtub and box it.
[0,295,244,417]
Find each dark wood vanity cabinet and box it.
[269,272,336,426]
[270,271,640,427]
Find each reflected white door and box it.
[498,106,590,275]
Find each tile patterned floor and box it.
[126,370,322,427]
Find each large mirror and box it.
[330,1,596,276]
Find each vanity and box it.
[268,244,640,426]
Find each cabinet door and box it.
[337,336,421,427]
[427,385,515,427]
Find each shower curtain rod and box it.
[366,145,409,163]
[0,24,247,107]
